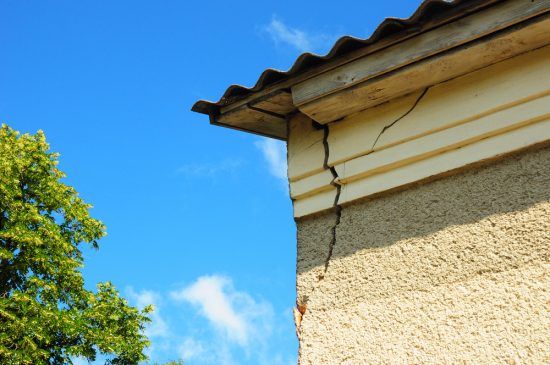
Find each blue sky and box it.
[0,1,423,363]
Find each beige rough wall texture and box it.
[296,146,550,365]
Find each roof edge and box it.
[191,0,502,116]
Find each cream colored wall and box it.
[288,45,550,218]
[296,145,550,365]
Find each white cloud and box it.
[170,275,273,348]
[126,287,169,338]
[254,138,287,182]
[178,337,206,361]
[265,17,313,52]
[171,276,247,345]
[264,16,334,53]
[119,278,295,365]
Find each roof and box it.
[192,0,498,114]
[191,0,548,139]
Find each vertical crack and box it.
[371,87,429,150]
[318,123,342,280]
[296,121,342,339]
[295,88,429,341]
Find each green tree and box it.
[0,125,151,364]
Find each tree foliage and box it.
[0,125,151,364]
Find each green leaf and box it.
[0,124,151,364]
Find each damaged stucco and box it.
[295,144,550,364]
[318,122,342,280]
[294,122,342,331]
[290,46,550,364]
[295,88,433,314]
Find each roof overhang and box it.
[191,0,550,140]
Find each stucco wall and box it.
[296,145,550,364]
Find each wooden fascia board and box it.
[297,14,550,124]
[292,0,549,109]
[210,109,287,140]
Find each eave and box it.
[191,0,550,140]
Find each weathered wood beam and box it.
[292,0,549,110]
[296,14,550,124]
[214,103,287,140]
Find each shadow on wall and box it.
[296,142,550,285]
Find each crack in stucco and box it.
[318,124,342,281]
[296,89,429,335]
[296,88,429,330]
[370,87,430,150]
[295,121,344,341]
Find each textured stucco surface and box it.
[296,212,337,305]
[296,146,550,364]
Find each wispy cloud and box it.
[265,17,312,52]
[126,287,169,338]
[178,337,206,361]
[254,138,287,182]
[264,16,334,53]
[175,158,243,179]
